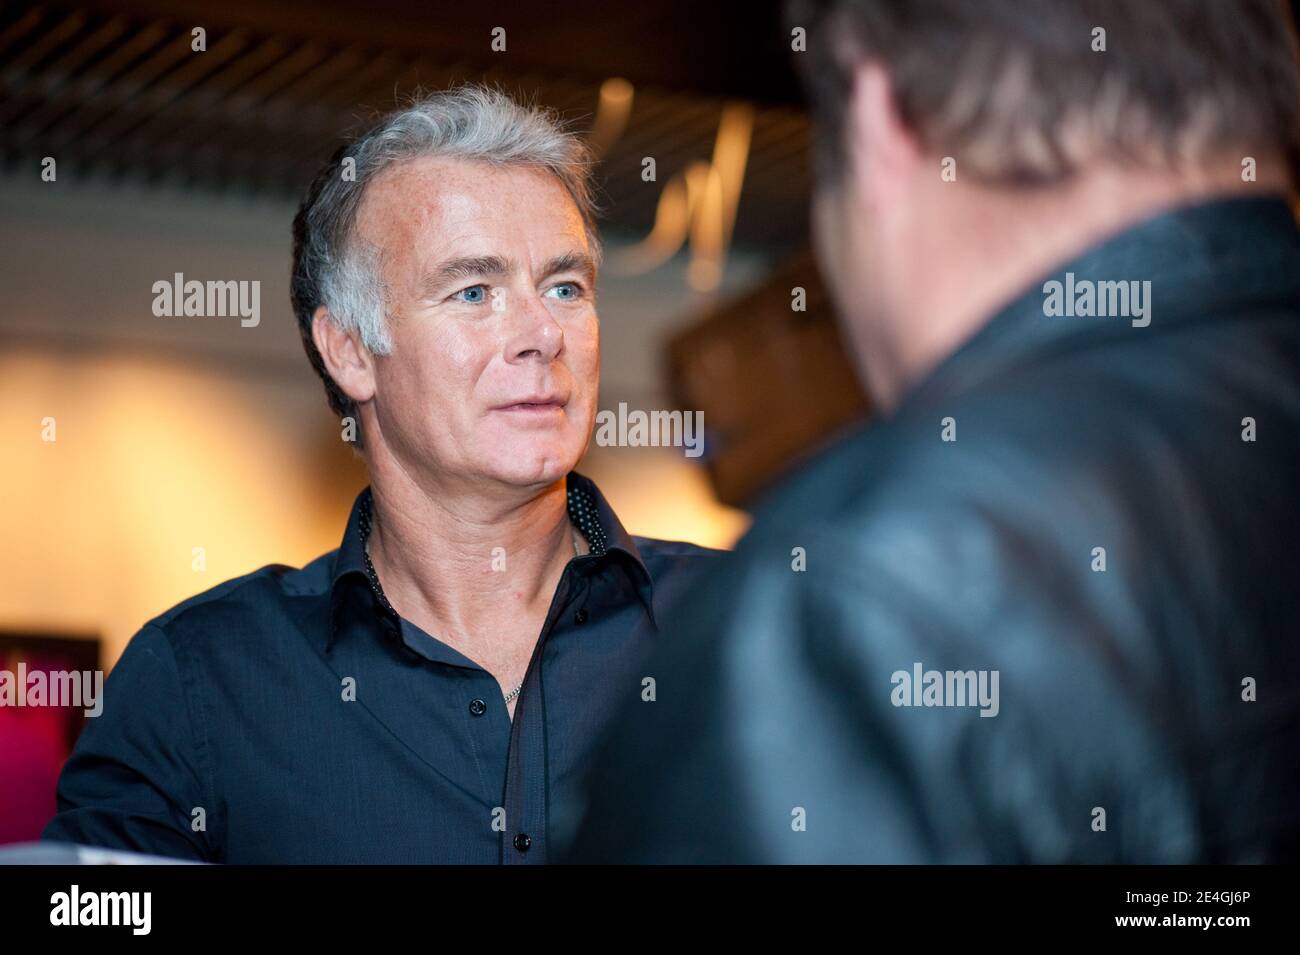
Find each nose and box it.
[503,290,564,364]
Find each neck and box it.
[866,159,1291,410]
[362,455,580,649]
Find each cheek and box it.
[569,316,600,380]
[814,202,863,311]
[384,325,487,430]
[438,324,486,371]
[812,199,842,267]
[423,324,489,390]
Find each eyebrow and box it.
[420,254,512,297]
[419,251,597,298]
[537,252,597,288]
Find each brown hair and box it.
[787,0,1300,187]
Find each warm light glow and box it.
[580,445,749,549]
[687,163,726,292]
[589,77,635,158]
[612,100,754,291]
[708,102,754,258]
[0,348,365,670]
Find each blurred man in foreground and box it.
[567,0,1300,862]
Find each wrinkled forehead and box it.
[353,155,588,270]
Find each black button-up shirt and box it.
[42,473,720,863]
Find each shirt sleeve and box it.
[41,622,216,861]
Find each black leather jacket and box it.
[564,196,1300,863]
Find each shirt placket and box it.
[500,567,587,864]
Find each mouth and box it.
[492,396,568,416]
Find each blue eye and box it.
[453,284,488,304]
[547,282,581,300]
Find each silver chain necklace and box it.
[504,528,583,704]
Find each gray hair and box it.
[291,85,602,435]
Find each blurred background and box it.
[0,0,870,840]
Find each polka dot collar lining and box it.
[356,482,606,618]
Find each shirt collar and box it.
[327,472,655,650]
[567,471,657,623]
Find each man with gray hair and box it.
[568,0,1300,862]
[43,85,719,863]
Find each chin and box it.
[484,440,580,487]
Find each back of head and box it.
[789,0,1300,189]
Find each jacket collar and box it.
[901,195,1300,413]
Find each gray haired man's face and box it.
[354,155,600,489]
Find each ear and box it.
[311,305,377,405]
[846,60,923,212]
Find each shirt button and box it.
[468,698,487,716]
[513,833,532,852]
[573,608,589,625]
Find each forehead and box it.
[354,155,588,258]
